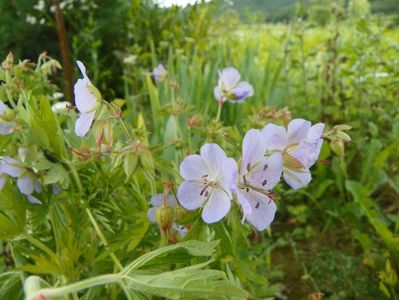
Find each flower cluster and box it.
[177,119,324,231]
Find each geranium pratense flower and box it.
[178,144,237,223]
[214,67,254,103]
[0,157,42,204]
[74,61,101,137]
[236,129,282,231]
[262,119,324,190]
[153,64,168,82]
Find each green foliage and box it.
[1,1,399,300]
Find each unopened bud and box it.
[169,80,180,91]
[187,115,202,128]
[307,292,324,300]
[336,131,351,142]
[175,205,188,224]
[330,139,345,156]
[2,52,14,70]
[92,119,113,147]
[155,205,174,233]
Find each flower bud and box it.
[187,115,202,129]
[336,131,351,142]
[175,205,188,224]
[330,139,345,156]
[155,205,174,234]
[92,119,113,147]
[2,52,14,70]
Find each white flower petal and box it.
[231,81,254,101]
[242,129,267,174]
[201,188,231,223]
[283,168,312,190]
[74,79,97,113]
[0,176,5,190]
[178,180,206,210]
[180,154,208,181]
[307,123,325,140]
[262,124,288,151]
[147,207,157,223]
[213,86,223,100]
[236,189,252,222]
[34,178,42,193]
[219,67,241,89]
[75,112,95,137]
[239,190,276,231]
[17,175,34,195]
[1,157,23,177]
[0,122,13,135]
[291,140,323,168]
[0,100,6,115]
[77,60,88,79]
[27,195,42,205]
[249,153,283,190]
[150,194,176,207]
[287,119,311,144]
[220,157,238,193]
[200,143,228,179]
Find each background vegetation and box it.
[1,0,398,299]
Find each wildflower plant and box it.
[0,53,350,300]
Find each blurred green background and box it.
[1,0,399,299]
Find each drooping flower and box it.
[74,61,100,137]
[153,64,168,82]
[236,129,282,231]
[178,143,237,223]
[147,193,186,235]
[214,67,254,103]
[262,119,324,190]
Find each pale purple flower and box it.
[153,64,168,82]
[0,100,13,135]
[214,67,254,103]
[0,157,42,203]
[74,61,99,137]
[236,129,282,231]
[0,157,23,177]
[262,119,324,190]
[147,193,187,235]
[0,100,6,115]
[178,143,238,223]
[17,173,42,195]
[0,175,5,191]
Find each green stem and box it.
[4,71,17,108]
[68,164,83,194]
[24,234,60,267]
[119,119,133,141]
[29,274,121,300]
[215,101,223,122]
[85,208,123,271]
